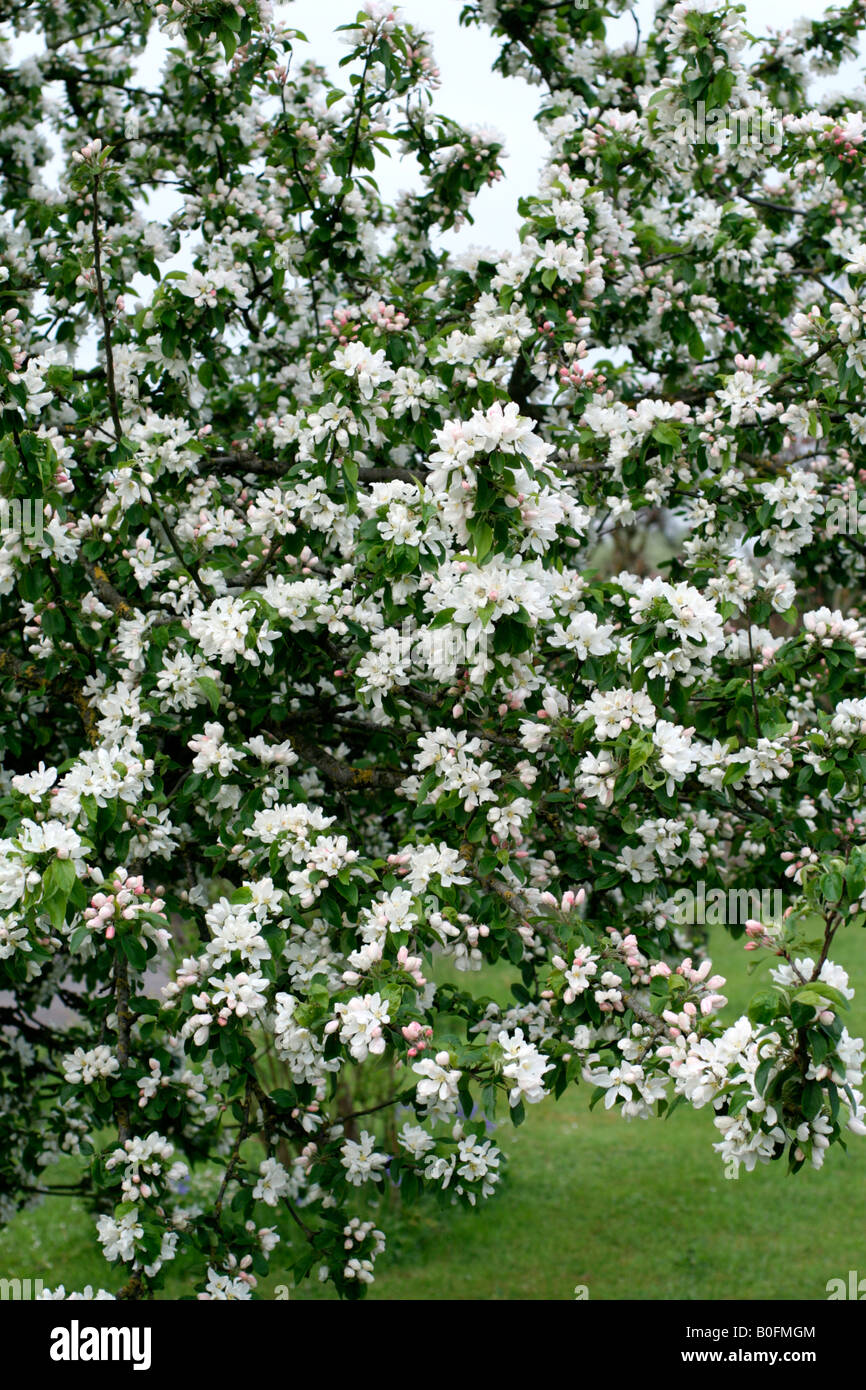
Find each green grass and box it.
[4,928,866,1300]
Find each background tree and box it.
[3,0,866,1299]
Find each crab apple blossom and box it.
[5,0,866,1303]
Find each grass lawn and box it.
[3,927,865,1300]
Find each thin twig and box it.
[91,174,123,442]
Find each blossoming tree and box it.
[4,0,866,1300]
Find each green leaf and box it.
[219,25,238,60]
[821,870,844,903]
[801,1079,823,1121]
[651,421,681,448]
[69,923,90,953]
[793,983,848,1010]
[43,857,77,901]
[755,1056,775,1096]
[748,989,781,1026]
[707,70,735,109]
[120,933,148,971]
[473,521,494,563]
[628,739,653,773]
[196,676,221,714]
